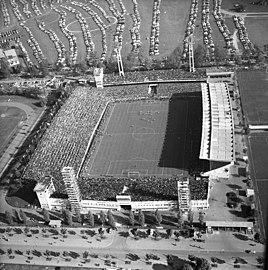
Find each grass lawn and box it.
[237,70,268,125]
[0,106,26,153]
[248,134,268,240]
[244,17,268,49]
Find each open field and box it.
[0,106,26,153]
[1,0,268,67]
[237,70,268,125]
[81,94,208,177]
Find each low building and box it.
[3,49,19,67]
[206,221,254,233]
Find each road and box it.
[0,226,264,269]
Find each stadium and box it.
[23,75,235,214]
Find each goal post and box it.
[127,172,140,178]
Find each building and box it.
[3,49,19,67]
[93,67,104,88]
[33,176,56,210]
[61,167,81,213]
[206,221,253,234]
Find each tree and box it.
[166,46,181,68]
[195,257,211,270]
[0,58,11,78]
[214,45,226,65]
[44,250,50,257]
[194,45,206,68]
[166,228,173,239]
[188,209,194,226]
[7,248,12,255]
[63,209,72,226]
[19,209,27,224]
[155,209,162,225]
[177,209,183,228]
[138,210,145,227]
[43,209,50,223]
[5,211,13,225]
[181,263,194,270]
[153,229,160,240]
[39,59,49,77]
[100,210,106,226]
[198,212,205,227]
[83,251,89,259]
[107,210,116,228]
[87,210,94,227]
[129,210,135,226]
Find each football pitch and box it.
[81,94,208,177]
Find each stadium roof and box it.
[200,83,234,162]
[206,221,253,228]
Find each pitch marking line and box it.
[107,159,160,176]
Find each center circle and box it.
[132,127,155,140]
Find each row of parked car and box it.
[10,0,24,21]
[19,0,32,19]
[62,5,95,62]
[37,21,66,66]
[201,0,215,61]
[149,0,161,56]
[213,0,235,55]
[53,7,78,66]
[71,1,107,62]
[233,16,255,54]
[182,0,198,59]
[0,0,10,26]
[20,22,45,64]
[130,0,141,54]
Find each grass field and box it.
[237,70,268,125]
[248,133,268,240]
[0,106,26,153]
[81,94,209,177]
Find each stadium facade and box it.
[34,79,236,213]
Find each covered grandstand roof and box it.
[200,83,234,162]
[206,221,253,228]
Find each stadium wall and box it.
[80,200,178,212]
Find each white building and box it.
[93,67,104,88]
[33,176,56,210]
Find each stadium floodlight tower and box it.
[61,167,81,213]
[188,34,195,73]
[114,44,124,77]
[177,177,190,212]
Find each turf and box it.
[237,70,268,125]
[248,133,268,240]
[0,106,26,153]
[81,94,209,177]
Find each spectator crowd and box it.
[78,176,178,201]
